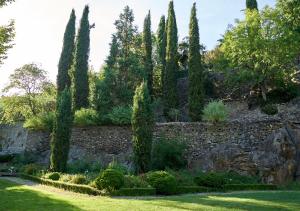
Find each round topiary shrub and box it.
[261,104,278,115]
[95,169,124,191]
[145,171,177,195]
[46,172,60,181]
[194,172,226,188]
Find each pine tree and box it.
[188,3,204,121]
[73,5,90,110]
[246,0,258,10]
[157,15,167,96]
[113,6,143,105]
[57,10,76,93]
[142,11,153,98]
[164,1,179,115]
[132,82,154,173]
[50,88,73,172]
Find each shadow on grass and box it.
[0,179,81,211]
[127,191,300,211]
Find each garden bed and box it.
[19,173,278,197]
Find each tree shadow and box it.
[124,191,300,211]
[0,179,81,211]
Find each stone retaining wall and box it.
[1,119,299,184]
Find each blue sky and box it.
[0,0,276,91]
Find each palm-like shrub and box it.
[203,100,229,123]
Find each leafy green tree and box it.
[0,0,15,65]
[142,11,154,98]
[156,15,167,96]
[246,0,258,10]
[222,7,300,101]
[73,5,90,110]
[164,1,179,115]
[50,88,73,172]
[57,10,76,93]
[188,3,204,121]
[276,0,300,32]
[0,0,14,7]
[3,63,50,116]
[132,82,154,173]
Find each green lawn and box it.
[1,179,300,211]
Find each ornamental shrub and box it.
[145,171,177,195]
[95,169,124,191]
[151,137,187,170]
[203,100,229,123]
[45,172,61,181]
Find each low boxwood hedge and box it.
[176,186,211,194]
[111,188,156,196]
[20,174,101,195]
[224,184,277,191]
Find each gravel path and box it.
[1,177,38,186]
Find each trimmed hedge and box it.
[224,184,277,191]
[0,154,15,163]
[176,186,211,194]
[111,188,156,196]
[20,174,101,195]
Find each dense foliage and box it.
[0,0,14,65]
[142,11,154,98]
[164,1,179,116]
[188,3,204,121]
[221,5,300,101]
[145,171,177,195]
[95,168,125,192]
[246,0,258,10]
[155,16,167,97]
[57,10,76,93]
[132,82,154,173]
[50,88,73,172]
[203,100,229,123]
[151,137,187,170]
[73,5,90,110]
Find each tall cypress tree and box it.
[50,88,73,172]
[246,0,258,10]
[157,15,167,96]
[105,34,119,69]
[73,5,90,110]
[132,82,154,173]
[57,10,76,93]
[188,3,204,121]
[142,11,153,98]
[164,1,179,115]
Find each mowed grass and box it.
[1,179,300,211]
